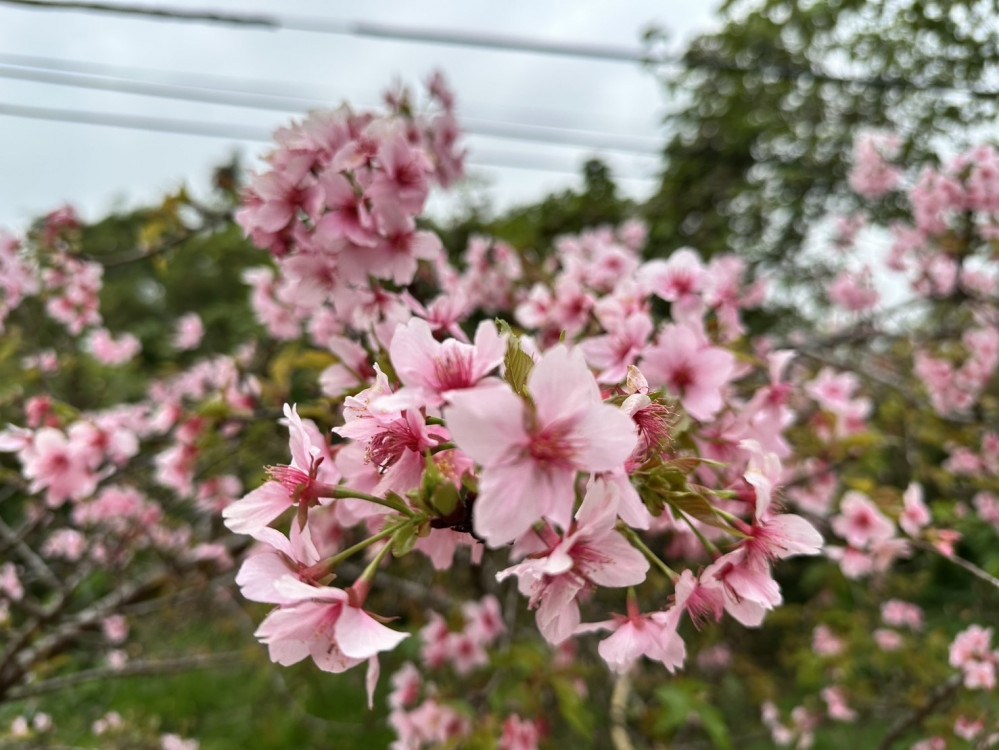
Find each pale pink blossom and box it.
[873,628,903,652]
[954,716,985,741]
[160,733,199,750]
[173,313,205,350]
[500,715,540,750]
[446,345,637,545]
[580,603,686,674]
[821,686,857,722]
[830,491,896,549]
[899,482,931,537]
[639,323,735,422]
[377,317,505,411]
[224,404,338,535]
[848,133,902,199]
[828,268,880,313]
[496,480,649,644]
[20,427,99,507]
[881,600,924,630]
[579,312,654,384]
[812,625,844,657]
[254,577,408,678]
[0,562,23,601]
[85,328,141,366]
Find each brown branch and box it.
[92,213,231,268]
[0,567,170,699]
[0,516,60,589]
[913,540,999,589]
[878,675,962,750]
[3,650,245,701]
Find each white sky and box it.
[0,1,720,230]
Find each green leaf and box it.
[496,319,534,397]
[430,481,460,518]
[695,704,732,750]
[391,524,419,557]
[667,492,732,531]
[552,675,595,738]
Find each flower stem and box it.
[323,486,416,517]
[317,519,411,574]
[619,525,678,582]
[672,507,722,556]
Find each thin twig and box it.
[913,540,999,589]
[0,516,60,589]
[4,650,245,701]
[878,674,962,750]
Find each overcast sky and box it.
[0,1,720,231]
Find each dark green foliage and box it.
[643,0,999,273]
[435,158,636,263]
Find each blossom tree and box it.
[1,70,999,750]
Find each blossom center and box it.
[527,422,579,467]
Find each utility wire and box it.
[0,51,654,134]
[0,101,658,180]
[0,1,648,62]
[2,0,995,98]
[0,59,662,155]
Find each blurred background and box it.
[3,2,999,748]
[0,0,718,229]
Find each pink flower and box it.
[848,132,902,199]
[462,595,506,645]
[828,268,880,313]
[254,577,408,675]
[899,482,931,537]
[445,345,637,546]
[102,615,129,644]
[580,603,686,674]
[173,313,204,351]
[0,562,23,601]
[20,427,99,507]
[496,480,649,644]
[812,625,844,657]
[830,491,896,549]
[821,686,857,722]
[376,317,505,412]
[701,548,781,624]
[85,328,141,366]
[873,628,903,652]
[579,312,654,384]
[881,599,923,630]
[223,404,338,535]
[314,170,377,247]
[500,715,540,750]
[641,248,705,308]
[639,324,735,422]
[388,662,422,710]
[235,523,323,603]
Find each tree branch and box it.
[4,650,245,701]
[878,675,962,750]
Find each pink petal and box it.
[335,605,409,659]
[528,346,601,426]
[222,482,292,535]
[445,385,526,466]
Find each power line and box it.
[0,51,652,134]
[0,58,662,155]
[0,1,648,63]
[2,1,995,98]
[0,101,658,180]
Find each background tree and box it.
[642,0,999,282]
